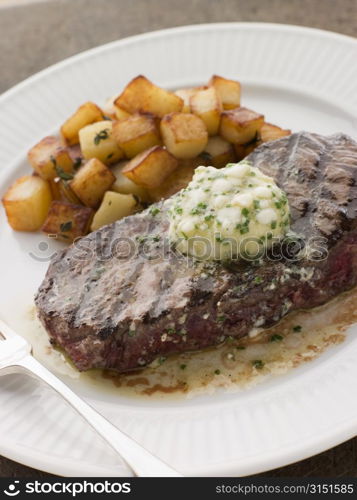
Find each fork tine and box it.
[0,319,18,340]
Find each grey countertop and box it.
[1,0,357,477]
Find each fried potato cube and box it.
[42,201,93,241]
[67,144,84,166]
[111,162,150,202]
[174,88,195,113]
[174,87,206,113]
[103,95,131,121]
[114,105,131,121]
[61,102,104,145]
[102,95,118,119]
[234,141,261,161]
[27,136,74,180]
[2,175,52,231]
[260,122,291,142]
[70,158,115,208]
[160,112,208,159]
[122,146,178,189]
[90,191,138,231]
[209,75,241,110]
[149,157,205,202]
[50,178,83,204]
[79,121,124,165]
[203,136,236,168]
[115,75,183,118]
[190,87,222,136]
[112,113,161,158]
[220,107,264,145]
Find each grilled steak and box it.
[35,132,357,372]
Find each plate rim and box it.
[1,21,357,477]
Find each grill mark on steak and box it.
[35,132,357,372]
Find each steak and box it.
[35,132,357,372]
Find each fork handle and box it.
[14,355,182,477]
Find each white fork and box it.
[0,319,182,477]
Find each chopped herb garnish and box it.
[217,314,226,322]
[175,207,183,215]
[252,360,264,369]
[150,207,160,216]
[158,356,166,365]
[107,152,114,159]
[55,164,74,181]
[128,330,136,337]
[180,364,187,370]
[214,369,221,375]
[167,328,176,335]
[253,199,260,210]
[253,276,263,284]
[270,334,283,342]
[60,221,72,232]
[240,226,249,235]
[271,220,277,230]
[152,235,160,242]
[236,345,246,350]
[241,207,249,217]
[204,214,214,222]
[94,128,109,145]
[293,325,302,332]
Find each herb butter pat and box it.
[168,161,290,260]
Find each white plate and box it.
[1,23,357,477]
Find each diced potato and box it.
[115,75,183,117]
[160,112,208,159]
[122,146,178,189]
[103,95,131,121]
[2,175,52,231]
[111,162,150,202]
[49,178,61,200]
[102,95,118,119]
[28,136,74,180]
[79,121,124,165]
[90,191,138,231]
[260,122,291,142]
[67,144,84,168]
[42,201,93,241]
[174,87,206,113]
[61,102,104,146]
[190,87,222,135]
[209,75,241,110]
[114,105,131,121]
[220,107,264,144]
[50,178,82,204]
[149,157,206,202]
[234,141,261,161]
[203,136,236,168]
[112,113,161,158]
[70,158,115,208]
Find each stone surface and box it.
[0,0,356,478]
